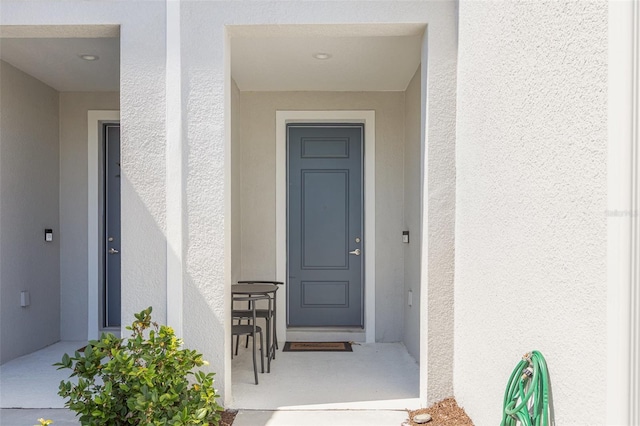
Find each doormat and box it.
[282,341,353,352]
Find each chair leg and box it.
[235,332,240,356]
[265,317,271,373]
[259,330,264,374]
[251,332,259,385]
[272,317,278,358]
[244,317,250,349]
[274,327,278,350]
[245,300,252,348]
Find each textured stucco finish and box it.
[231,79,242,285]
[180,2,227,399]
[238,91,406,342]
[419,7,458,403]
[0,60,60,363]
[59,92,119,341]
[117,5,168,332]
[454,1,607,424]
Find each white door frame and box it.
[88,110,120,340]
[276,110,376,343]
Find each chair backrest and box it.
[232,294,271,322]
[232,294,271,304]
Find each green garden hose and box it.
[501,351,550,426]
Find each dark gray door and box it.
[287,124,363,327]
[105,124,121,327]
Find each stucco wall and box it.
[403,66,421,361]
[59,91,119,341]
[117,6,168,332]
[0,60,60,363]
[454,1,608,424]
[418,10,458,403]
[238,91,406,342]
[231,79,242,285]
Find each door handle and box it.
[349,248,361,256]
[108,248,119,254]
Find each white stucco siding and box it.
[419,5,458,403]
[118,8,168,330]
[179,3,228,397]
[0,60,60,363]
[230,79,242,286]
[454,1,607,425]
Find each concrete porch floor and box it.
[0,341,421,425]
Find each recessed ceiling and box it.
[0,25,423,93]
[231,34,422,92]
[0,37,119,92]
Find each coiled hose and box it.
[501,350,550,426]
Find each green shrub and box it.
[55,307,222,425]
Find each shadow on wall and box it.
[120,161,229,400]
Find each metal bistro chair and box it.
[231,294,267,385]
[235,280,283,365]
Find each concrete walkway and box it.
[234,409,410,425]
[0,408,411,426]
[0,409,79,426]
[1,341,420,425]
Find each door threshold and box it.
[286,328,366,343]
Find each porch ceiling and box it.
[0,24,423,93]
[231,36,421,92]
[0,36,120,92]
[230,24,424,92]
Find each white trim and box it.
[88,110,120,340]
[166,0,183,337]
[607,1,638,424]
[276,110,376,343]
[630,1,640,421]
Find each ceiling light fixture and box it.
[312,52,332,60]
[79,54,99,61]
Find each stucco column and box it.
[418,3,458,404]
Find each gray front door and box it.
[104,123,121,327]
[287,124,364,327]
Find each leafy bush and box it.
[55,307,222,425]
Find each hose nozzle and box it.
[520,366,534,381]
